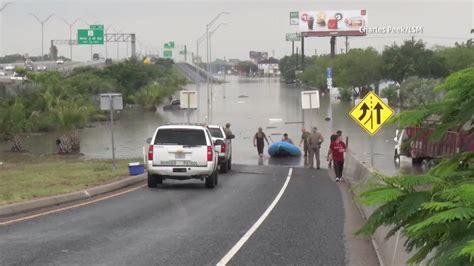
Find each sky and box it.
[0,0,472,61]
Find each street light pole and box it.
[30,13,54,61]
[208,23,227,123]
[0,2,13,55]
[206,12,229,124]
[60,17,80,61]
[0,2,12,12]
[196,31,206,60]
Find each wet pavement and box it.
[0,75,417,175]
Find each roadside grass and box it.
[0,153,142,206]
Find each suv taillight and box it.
[221,143,226,153]
[148,145,154,160]
[207,146,213,161]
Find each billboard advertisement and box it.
[249,51,269,63]
[299,10,367,36]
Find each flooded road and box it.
[1,76,415,175]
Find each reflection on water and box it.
[0,76,416,175]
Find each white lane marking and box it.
[0,184,146,226]
[216,168,293,266]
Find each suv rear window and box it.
[209,128,223,138]
[154,129,207,146]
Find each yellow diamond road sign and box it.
[349,91,394,135]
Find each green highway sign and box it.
[163,50,172,58]
[77,27,104,45]
[164,41,175,49]
[286,33,301,42]
[290,11,299,25]
[90,24,104,30]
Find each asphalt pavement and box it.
[0,164,377,265]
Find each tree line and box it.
[0,58,187,153]
[279,40,474,109]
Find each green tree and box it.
[235,61,258,75]
[435,44,474,74]
[399,77,440,109]
[334,48,382,92]
[298,55,332,88]
[380,84,399,106]
[279,55,300,81]
[357,67,474,265]
[133,83,176,112]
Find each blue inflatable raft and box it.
[268,141,301,157]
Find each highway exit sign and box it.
[163,50,172,58]
[286,33,301,42]
[164,41,175,49]
[349,91,394,135]
[77,25,104,45]
[290,11,299,25]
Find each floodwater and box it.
[0,76,417,176]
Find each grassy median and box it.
[0,153,140,206]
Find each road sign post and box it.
[100,93,123,170]
[301,90,320,128]
[180,90,198,123]
[349,91,394,167]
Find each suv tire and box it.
[220,162,229,173]
[206,171,217,188]
[228,157,232,170]
[148,174,163,188]
[148,173,158,188]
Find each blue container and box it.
[128,162,145,176]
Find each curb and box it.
[0,174,146,218]
[343,150,415,266]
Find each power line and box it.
[349,35,469,40]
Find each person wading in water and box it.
[253,127,269,157]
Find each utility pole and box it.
[30,13,54,61]
[330,36,336,57]
[345,36,349,53]
[301,35,305,69]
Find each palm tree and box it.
[53,99,89,154]
[0,100,28,152]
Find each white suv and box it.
[145,124,219,188]
[208,125,232,173]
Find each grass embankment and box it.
[0,153,138,206]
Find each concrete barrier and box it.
[344,150,414,266]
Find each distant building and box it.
[257,58,280,76]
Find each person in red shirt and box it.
[330,135,346,181]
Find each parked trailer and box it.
[394,127,474,170]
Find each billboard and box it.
[299,10,367,36]
[249,51,268,63]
